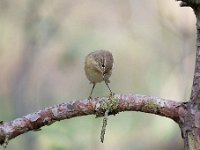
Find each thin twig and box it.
[100,109,109,143]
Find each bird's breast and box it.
[85,66,103,83]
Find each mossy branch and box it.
[0,94,185,146]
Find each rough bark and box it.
[0,94,184,145]
[176,0,200,149]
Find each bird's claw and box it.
[109,92,114,98]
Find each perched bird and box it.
[84,50,113,99]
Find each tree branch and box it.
[191,6,200,105]
[176,2,200,149]
[0,94,184,145]
[176,0,200,7]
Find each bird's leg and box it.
[104,81,113,97]
[88,83,96,99]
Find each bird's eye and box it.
[102,64,105,68]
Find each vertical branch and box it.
[175,1,200,150]
[179,3,200,150]
[191,6,200,105]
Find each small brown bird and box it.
[84,50,113,99]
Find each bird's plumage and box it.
[84,50,113,98]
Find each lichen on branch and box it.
[0,94,184,146]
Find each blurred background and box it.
[0,0,196,150]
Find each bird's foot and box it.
[109,92,115,99]
[88,96,92,100]
[88,96,93,103]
